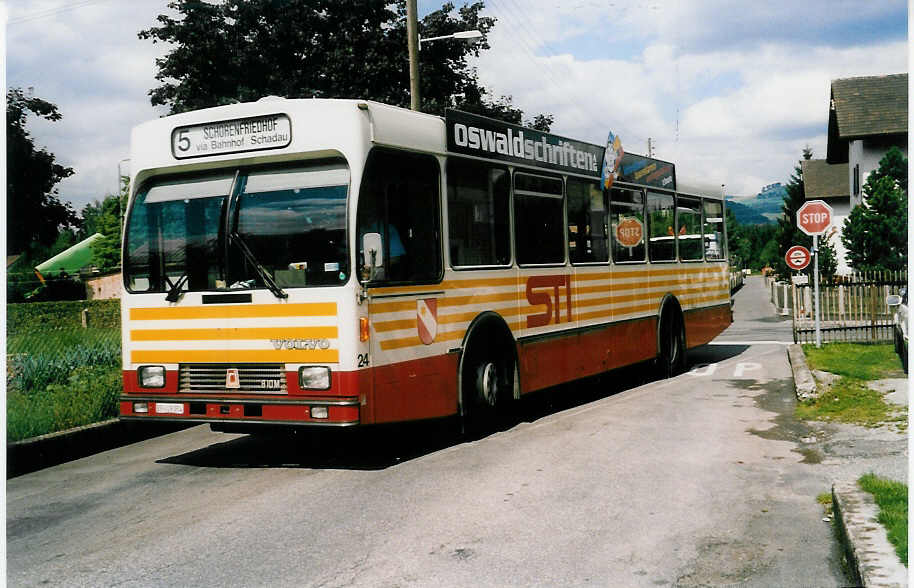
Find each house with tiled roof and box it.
[802,159,850,273]
[823,72,907,273]
[826,73,907,207]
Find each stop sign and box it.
[797,200,833,236]
[785,245,811,271]
[615,217,643,247]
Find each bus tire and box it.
[658,303,686,378]
[460,322,517,436]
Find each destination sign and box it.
[171,113,292,159]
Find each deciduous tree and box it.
[6,87,77,254]
[140,1,551,127]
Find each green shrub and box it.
[7,366,121,441]
[7,330,120,392]
[7,299,120,335]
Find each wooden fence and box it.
[792,270,907,344]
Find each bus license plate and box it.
[155,402,184,415]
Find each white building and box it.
[823,72,907,274]
[827,73,907,207]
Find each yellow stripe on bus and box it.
[130,326,339,341]
[130,348,339,364]
[130,302,337,321]
[368,266,726,303]
[374,292,728,352]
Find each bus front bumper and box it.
[119,395,360,427]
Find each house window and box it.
[853,164,860,198]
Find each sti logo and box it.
[526,275,573,328]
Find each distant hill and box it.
[725,182,786,224]
[726,199,771,224]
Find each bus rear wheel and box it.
[658,308,686,378]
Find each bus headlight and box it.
[139,365,166,388]
[299,366,331,390]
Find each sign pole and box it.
[814,234,821,348]
[797,200,831,348]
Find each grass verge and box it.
[802,342,904,380]
[797,342,907,430]
[795,377,907,429]
[7,327,121,442]
[858,474,908,566]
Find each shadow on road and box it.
[157,349,749,472]
[687,344,752,366]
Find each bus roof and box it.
[129,97,717,199]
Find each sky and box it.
[4,0,909,214]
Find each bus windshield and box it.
[125,161,350,294]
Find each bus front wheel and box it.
[461,343,515,436]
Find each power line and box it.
[485,0,593,130]
[8,0,111,26]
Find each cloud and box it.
[7,0,172,210]
[473,0,907,197]
[5,0,908,213]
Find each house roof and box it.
[827,73,908,163]
[34,233,104,279]
[802,160,849,200]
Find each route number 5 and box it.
[176,129,190,152]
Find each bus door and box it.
[356,148,448,422]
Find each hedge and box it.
[7,299,120,335]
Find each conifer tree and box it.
[841,147,908,272]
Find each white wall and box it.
[826,197,852,275]
[848,138,908,206]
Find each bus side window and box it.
[647,191,676,262]
[677,196,703,261]
[446,158,510,267]
[514,172,565,266]
[610,187,646,263]
[703,199,726,260]
[567,177,608,264]
[357,148,442,284]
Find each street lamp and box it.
[419,29,483,50]
[406,0,482,111]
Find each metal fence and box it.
[790,270,907,344]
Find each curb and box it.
[786,343,818,401]
[832,481,908,587]
[7,419,190,479]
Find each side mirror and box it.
[886,294,902,307]
[362,232,383,267]
[361,232,383,283]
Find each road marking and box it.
[687,363,717,376]
[734,362,762,377]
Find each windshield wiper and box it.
[165,274,189,303]
[230,232,288,299]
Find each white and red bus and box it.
[119,98,732,432]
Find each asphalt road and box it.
[10,276,902,586]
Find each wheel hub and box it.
[478,362,497,407]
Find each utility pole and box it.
[407,0,420,111]
[647,137,653,158]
